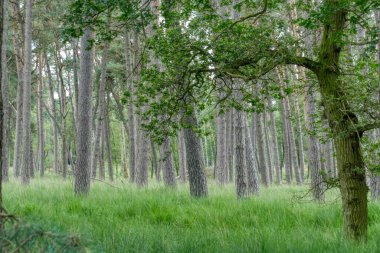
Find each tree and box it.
[1,0,9,181]
[21,0,32,184]
[92,41,110,179]
[74,26,94,195]
[0,0,6,231]
[183,109,208,197]
[11,0,24,178]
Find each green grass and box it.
[4,177,380,253]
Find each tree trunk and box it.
[0,0,4,228]
[135,132,149,187]
[235,109,248,198]
[244,114,260,195]
[151,139,160,182]
[45,54,59,174]
[1,0,9,181]
[314,3,368,240]
[92,42,109,179]
[183,110,208,197]
[267,95,281,184]
[227,109,235,182]
[37,55,45,177]
[256,112,269,186]
[283,76,301,184]
[99,126,105,180]
[125,31,137,183]
[75,26,94,195]
[160,137,177,188]
[178,130,187,183]
[72,39,79,129]
[21,0,32,184]
[277,70,292,184]
[263,108,273,184]
[55,45,68,179]
[121,122,128,178]
[104,101,113,181]
[291,81,306,182]
[215,112,227,185]
[305,85,324,201]
[11,0,23,178]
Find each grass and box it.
[4,177,380,253]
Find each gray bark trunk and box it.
[1,0,9,181]
[178,130,187,183]
[121,122,128,178]
[235,109,248,198]
[277,69,292,184]
[263,108,273,184]
[11,0,23,178]
[0,0,4,227]
[151,139,160,182]
[160,137,177,188]
[227,109,235,182]
[72,39,79,129]
[125,31,136,183]
[104,101,113,181]
[305,86,325,201]
[74,27,94,195]
[267,95,281,184]
[244,114,260,195]
[135,132,149,187]
[256,112,270,186]
[215,112,227,185]
[37,55,45,177]
[183,110,208,197]
[45,54,59,174]
[55,45,68,179]
[92,42,109,179]
[21,0,32,184]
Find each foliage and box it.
[1,213,87,252]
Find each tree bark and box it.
[313,2,368,239]
[37,55,45,177]
[263,107,273,184]
[160,137,177,188]
[121,122,128,178]
[21,0,32,184]
[244,114,260,195]
[45,54,59,175]
[11,0,23,178]
[92,42,109,179]
[1,0,9,181]
[183,110,208,197]
[235,109,248,198]
[178,130,187,183]
[125,31,136,183]
[215,112,227,185]
[227,109,235,182]
[151,139,160,182]
[255,112,269,186]
[75,26,94,195]
[267,95,281,184]
[277,69,293,184]
[135,132,149,187]
[104,100,113,181]
[305,85,325,201]
[55,43,68,179]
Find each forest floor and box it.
[4,177,380,253]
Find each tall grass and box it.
[4,177,380,252]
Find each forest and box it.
[1,0,380,252]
